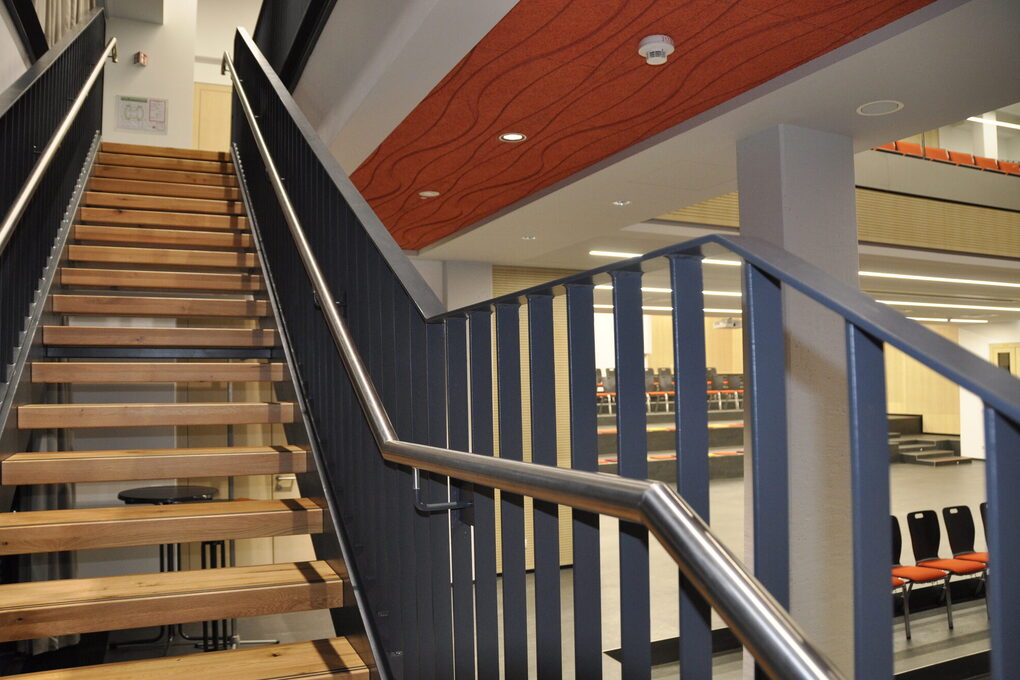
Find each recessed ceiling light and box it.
[521,235,537,241]
[418,190,440,198]
[967,116,1020,131]
[856,100,904,116]
[860,271,1020,288]
[949,318,990,324]
[612,200,632,207]
[878,299,1020,312]
[908,317,949,323]
[590,249,641,258]
[499,132,527,142]
[703,258,741,267]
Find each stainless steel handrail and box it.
[0,37,117,255]
[223,51,844,680]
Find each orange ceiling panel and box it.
[351,0,933,250]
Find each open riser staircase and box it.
[0,143,370,678]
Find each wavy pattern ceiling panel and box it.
[351,0,933,250]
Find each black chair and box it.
[980,501,988,541]
[906,510,986,601]
[892,516,952,639]
[942,506,989,565]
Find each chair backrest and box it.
[895,141,923,157]
[644,368,658,391]
[949,150,976,166]
[906,510,943,562]
[942,505,976,556]
[980,501,988,541]
[729,374,745,390]
[974,155,1002,172]
[925,147,951,162]
[604,369,616,392]
[657,367,674,389]
[891,516,902,565]
[999,160,1020,175]
[875,142,898,152]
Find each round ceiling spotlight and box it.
[638,35,675,66]
[499,132,527,143]
[418,190,440,198]
[612,200,632,207]
[856,100,904,116]
[521,235,537,241]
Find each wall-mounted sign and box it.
[116,95,167,134]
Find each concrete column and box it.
[736,124,858,675]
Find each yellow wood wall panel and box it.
[884,324,961,435]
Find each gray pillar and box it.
[737,124,858,675]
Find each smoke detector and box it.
[638,35,675,66]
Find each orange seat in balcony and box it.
[924,147,952,163]
[1000,160,1020,175]
[875,142,899,153]
[895,141,923,157]
[974,155,1004,172]
[948,150,977,167]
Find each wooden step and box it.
[0,498,325,555]
[67,244,257,269]
[79,207,247,231]
[100,141,230,163]
[85,191,244,215]
[97,152,232,175]
[89,176,241,201]
[32,361,285,383]
[74,224,252,248]
[51,295,269,318]
[92,164,239,187]
[18,401,297,429]
[61,268,265,292]
[0,560,343,643]
[8,636,370,679]
[2,445,309,484]
[42,325,278,348]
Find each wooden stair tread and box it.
[74,224,252,248]
[32,361,285,383]
[79,207,247,231]
[85,191,244,215]
[67,244,257,269]
[8,636,369,679]
[0,561,344,642]
[89,177,241,201]
[92,164,239,187]
[51,295,269,318]
[61,267,265,292]
[3,445,309,484]
[100,142,230,163]
[18,402,297,429]
[0,498,325,555]
[42,326,278,348]
[96,152,232,175]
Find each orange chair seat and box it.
[892,576,906,587]
[999,160,1020,175]
[925,147,952,163]
[918,558,985,575]
[893,565,947,583]
[957,551,989,563]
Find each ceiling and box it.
[348,0,934,251]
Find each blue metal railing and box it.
[229,25,1019,680]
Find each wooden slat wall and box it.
[658,188,1020,259]
[885,324,961,435]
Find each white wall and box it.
[408,257,492,311]
[593,312,652,369]
[958,321,1020,460]
[0,3,30,93]
[194,0,260,85]
[102,1,197,148]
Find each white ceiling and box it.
[104,0,163,25]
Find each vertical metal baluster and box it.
[496,301,529,680]
[566,283,602,678]
[446,316,477,678]
[742,263,789,603]
[611,269,650,679]
[426,319,454,677]
[528,293,562,678]
[469,309,500,678]
[846,323,891,679]
[984,407,1020,679]
[668,255,712,677]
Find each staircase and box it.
[0,143,369,677]
[890,434,969,466]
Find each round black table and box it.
[117,485,219,505]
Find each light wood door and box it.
[991,343,1020,377]
[192,83,233,152]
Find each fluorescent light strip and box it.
[592,304,742,314]
[950,318,989,324]
[967,116,1020,131]
[594,284,741,297]
[878,299,1020,312]
[907,317,949,322]
[860,270,1020,289]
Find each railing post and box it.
[611,269,651,679]
[495,302,529,680]
[528,293,562,678]
[468,309,500,679]
[669,255,712,677]
[845,323,891,680]
[985,407,1020,679]
[566,283,602,679]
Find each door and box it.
[990,343,1020,377]
[192,82,233,151]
